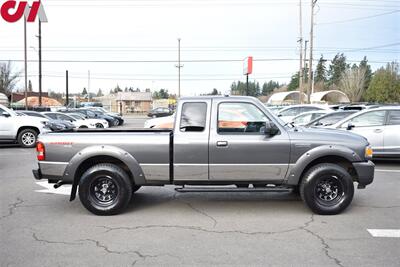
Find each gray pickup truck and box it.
[33,96,374,215]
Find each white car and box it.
[290,110,332,126]
[0,104,51,148]
[277,104,331,123]
[68,113,109,128]
[144,114,175,129]
[43,112,97,129]
[328,107,400,158]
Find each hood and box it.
[288,126,368,145]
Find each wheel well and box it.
[74,156,135,185]
[299,155,357,184]
[17,126,39,137]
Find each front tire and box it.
[17,128,38,148]
[78,164,133,215]
[300,163,354,215]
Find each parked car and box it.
[147,107,173,118]
[86,107,124,126]
[33,96,374,216]
[306,110,358,127]
[19,111,75,131]
[43,112,97,129]
[87,108,123,126]
[290,110,332,126]
[65,109,119,127]
[277,105,331,123]
[328,107,400,158]
[68,113,109,128]
[0,104,51,148]
[144,115,175,129]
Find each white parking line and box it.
[375,169,400,173]
[367,229,400,238]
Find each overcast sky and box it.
[1,0,399,96]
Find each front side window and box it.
[280,107,300,117]
[344,111,386,128]
[180,102,207,132]
[218,102,268,134]
[388,111,400,125]
[45,113,57,120]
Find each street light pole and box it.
[24,15,28,110]
[308,0,317,104]
[175,38,183,98]
[38,16,42,107]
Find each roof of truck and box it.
[179,95,257,101]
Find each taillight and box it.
[36,142,45,161]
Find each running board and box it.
[175,186,292,193]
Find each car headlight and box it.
[365,146,373,159]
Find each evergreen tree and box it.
[288,72,300,91]
[28,80,33,92]
[328,53,348,86]
[82,87,88,96]
[364,62,400,103]
[359,56,372,92]
[113,85,122,93]
[314,55,327,83]
[97,89,103,97]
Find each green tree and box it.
[153,89,169,99]
[359,56,372,93]
[97,89,103,97]
[113,84,122,93]
[28,80,33,92]
[0,61,20,96]
[230,81,260,96]
[82,87,88,96]
[314,55,327,84]
[262,80,280,95]
[210,88,219,95]
[288,72,299,91]
[364,62,400,103]
[328,53,348,87]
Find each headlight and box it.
[365,146,373,159]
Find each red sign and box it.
[243,56,253,75]
[1,1,47,23]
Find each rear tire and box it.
[300,163,354,215]
[78,164,132,215]
[17,128,38,148]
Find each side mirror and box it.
[263,121,280,136]
[1,112,10,118]
[346,122,355,130]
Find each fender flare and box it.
[65,145,146,201]
[286,144,362,185]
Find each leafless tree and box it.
[0,61,20,96]
[340,66,367,102]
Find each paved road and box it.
[1,119,399,266]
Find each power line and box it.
[317,9,400,25]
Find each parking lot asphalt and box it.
[1,118,400,267]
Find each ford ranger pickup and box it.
[33,96,375,215]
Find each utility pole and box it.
[66,70,69,107]
[24,15,28,110]
[298,0,303,104]
[175,38,183,98]
[38,14,42,107]
[88,70,91,102]
[308,0,317,104]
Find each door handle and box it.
[374,129,383,133]
[216,141,228,147]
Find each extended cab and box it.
[0,104,51,148]
[33,96,375,215]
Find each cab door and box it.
[384,110,400,156]
[173,99,211,181]
[208,100,290,182]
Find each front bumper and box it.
[353,160,375,188]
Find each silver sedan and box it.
[328,107,400,158]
